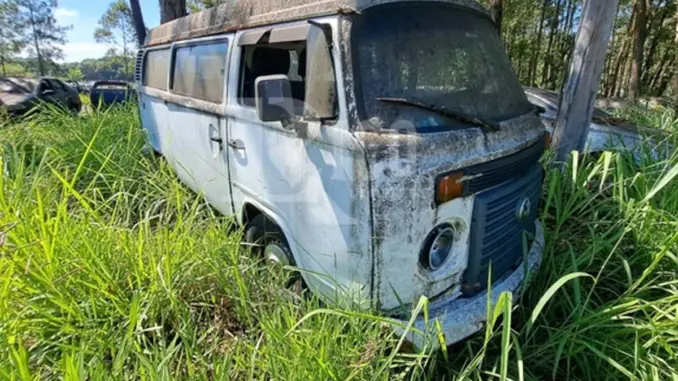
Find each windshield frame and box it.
[348,2,532,133]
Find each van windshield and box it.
[352,5,532,130]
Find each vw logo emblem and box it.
[516,198,532,221]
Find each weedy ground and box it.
[0,104,676,380]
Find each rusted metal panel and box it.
[354,112,545,311]
[145,0,488,46]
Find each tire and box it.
[244,215,304,291]
[244,215,295,266]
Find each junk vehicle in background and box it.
[135,0,547,348]
[65,80,83,94]
[525,87,671,158]
[90,80,136,107]
[1,77,81,117]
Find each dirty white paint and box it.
[395,221,545,348]
[136,5,547,346]
[355,112,545,311]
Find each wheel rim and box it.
[264,242,290,266]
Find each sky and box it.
[53,0,162,63]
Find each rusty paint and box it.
[145,0,489,46]
[354,112,545,310]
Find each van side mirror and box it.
[255,74,294,123]
[304,22,337,121]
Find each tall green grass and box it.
[0,105,676,379]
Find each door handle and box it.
[227,139,246,151]
[210,137,223,144]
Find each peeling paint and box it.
[395,221,545,348]
[354,112,544,310]
[146,0,489,46]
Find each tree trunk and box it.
[542,0,563,87]
[552,0,620,163]
[551,0,575,89]
[657,58,675,95]
[159,0,187,24]
[607,39,629,98]
[516,25,527,81]
[628,0,647,103]
[27,1,43,76]
[528,0,549,86]
[122,19,129,80]
[130,0,147,46]
[642,0,669,87]
[673,5,678,114]
[649,52,671,94]
[488,0,503,34]
[602,23,617,96]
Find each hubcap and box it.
[264,242,290,266]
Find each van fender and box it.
[237,197,303,268]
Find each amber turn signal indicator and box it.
[436,171,464,205]
[544,131,552,149]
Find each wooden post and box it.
[552,0,620,163]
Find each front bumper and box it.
[394,220,545,349]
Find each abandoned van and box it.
[135,0,547,346]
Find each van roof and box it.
[145,0,488,46]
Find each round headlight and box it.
[421,224,456,271]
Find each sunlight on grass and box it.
[0,105,676,379]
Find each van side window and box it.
[144,49,169,90]
[171,41,228,103]
[238,42,306,114]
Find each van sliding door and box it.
[165,38,234,216]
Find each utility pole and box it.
[552,0,620,163]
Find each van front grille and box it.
[134,49,144,83]
[462,164,543,296]
[463,140,544,195]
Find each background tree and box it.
[16,0,69,76]
[159,0,186,23]
[94,0,137,80]
[65,66,84,82]
[488,0,504,33]
[673,6,678,112]
[187,0,227,12]
[478,0,677,104]
[628,0,648,103]
[0,1,25,76]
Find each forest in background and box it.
[2,0,678,106]
[481,0,677,103]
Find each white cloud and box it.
[54,8,78,20]
[60,42,110,62]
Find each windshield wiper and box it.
[376,97,500,132]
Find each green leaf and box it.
[528,272,594,330]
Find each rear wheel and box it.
[244,215,304,291]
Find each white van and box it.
[135,0,547,347]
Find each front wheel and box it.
[244,215,304,292]
[244,215,295,267]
